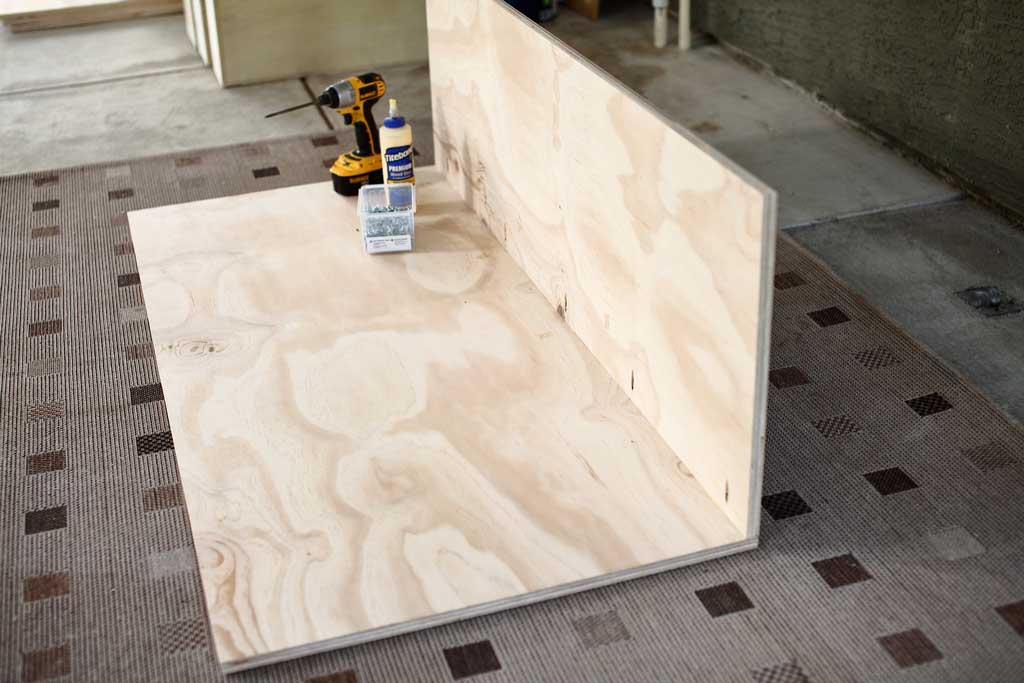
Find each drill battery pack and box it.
[329,153,384,197]
[332,168,384,197]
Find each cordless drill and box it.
[266,73,386,196]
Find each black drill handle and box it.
[352,97,381,157]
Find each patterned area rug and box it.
[2,133,1024,683]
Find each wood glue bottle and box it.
[380,98,415,186]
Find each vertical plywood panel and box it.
[427,0,776,534]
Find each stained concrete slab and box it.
[0,68,328,175]
[790,199,1024,423]
[546,5,959,228]
[0,15,200,94]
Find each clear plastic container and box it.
[356,183,416,254]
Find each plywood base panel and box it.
[130,168,745,671]
[0,0,180,31]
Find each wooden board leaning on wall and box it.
[200,0,427,87]
[427,0,777,536]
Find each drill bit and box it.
[264,101,318,118]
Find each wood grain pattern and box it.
[203,0,427,87]
[427,0,776,535]
[129,169,744,670]
[0,0,180,31]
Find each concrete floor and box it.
[0,16,327,174]
[0,7,1019,425]
[791,199,1024,423]
[0,14,435,175]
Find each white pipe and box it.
[653,0,669,48]
[678,0,691,50]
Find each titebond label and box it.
[384,145,414,183]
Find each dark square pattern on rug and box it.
[157,619,206,654]
[21,643,71,682]
[877,629,942,668]
[130,383,164,405]
[752,660,810,683]
[137,430,174,455]
[906,392,953,417]
[762,490,812,520]
[26,450,65,475]
[812,414,861,438]
[695,582,754,617]
[306,672,358,683]
[311,135,339,148]
[28,319,62,337]
[807,306,850,327]
[812,554,872,588]
[769,366,811,389]
[443,640,501,679]
[961,441,1018,471]
[774,272,806,290]
[864,467,919,495]
[25,506,67,534]
[854,345,900,370]
[24,572,70,602]
[253,166,281,179]
[996,600,1024,637]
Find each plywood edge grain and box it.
[201,0,218,79]
[224,536,759,673]
[745,190,777,538]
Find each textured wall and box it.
[693,0,1024,218]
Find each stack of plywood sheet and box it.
[0,0,180,32]
[190,0,428,87]
[182,0,210,65]
[128,0,776,671]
